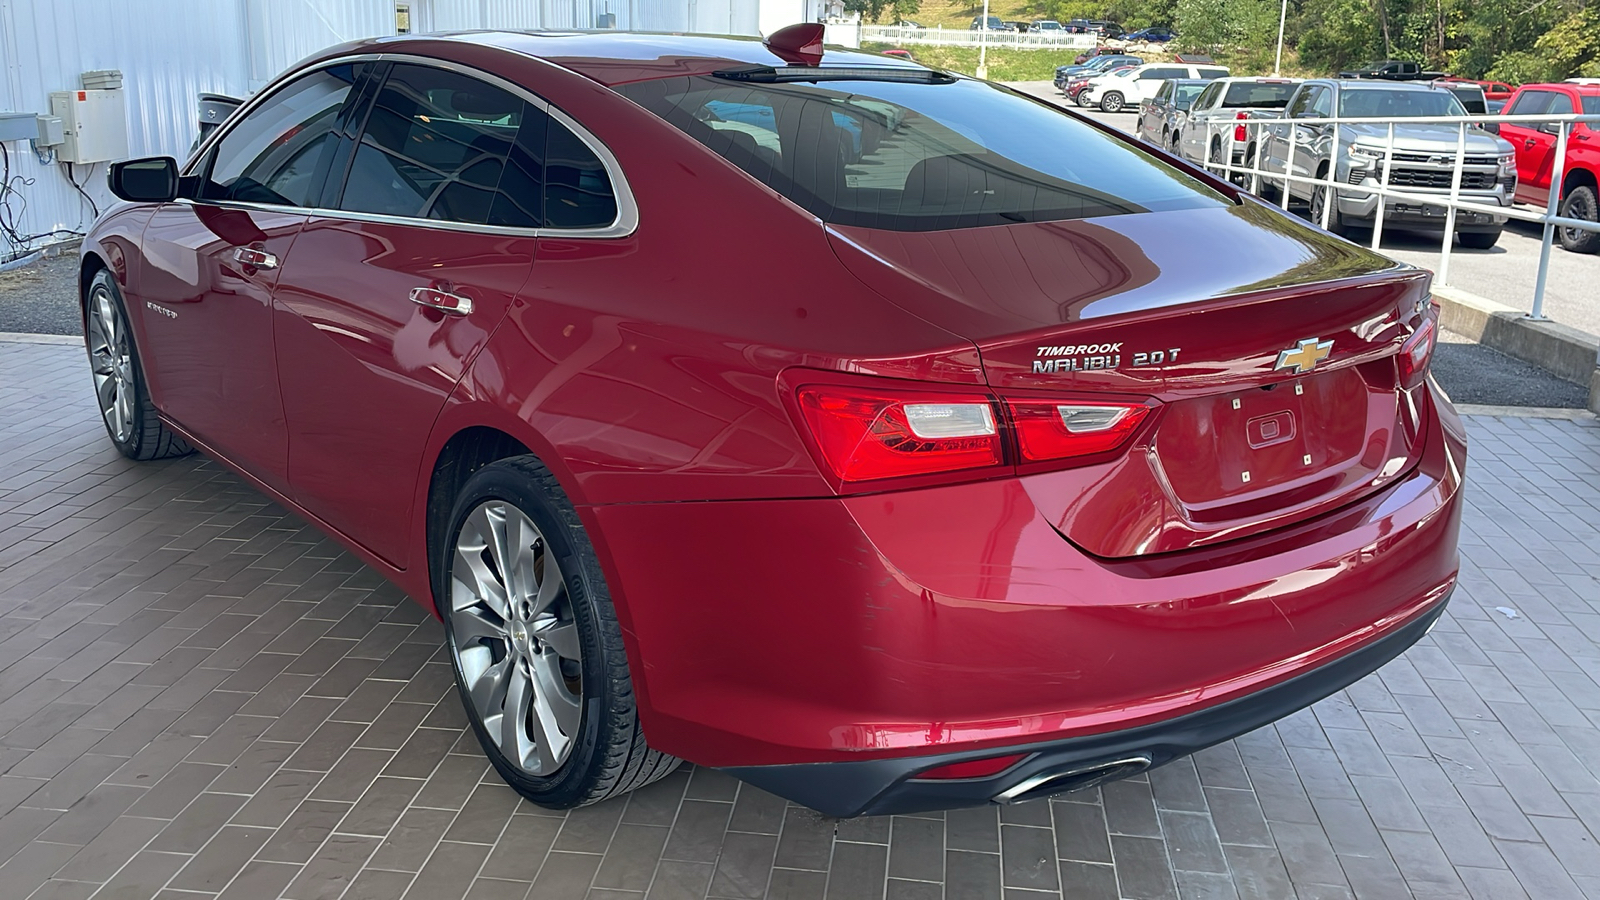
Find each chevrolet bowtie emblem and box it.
[1275,337,1333,374]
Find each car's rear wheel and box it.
[1075,92,1093,108]
[1099,91,1125,113]
[439,456,678,809]
[84,269,193,461]
[1558,185,1599,253]
[1458,228,1502,250]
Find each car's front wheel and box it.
[1310,184,1355,239]
[438,456,678,809]
[1099,91,1125,113]
[1558,185,1599,253]
[84,269,193,461]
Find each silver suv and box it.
[1257,80,1517,248]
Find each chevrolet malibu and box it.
[83,26,1464,817]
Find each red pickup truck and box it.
[1498,81,1600,252]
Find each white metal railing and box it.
[1187,110,1600,321]
[860,25,1094,49]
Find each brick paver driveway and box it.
[2,334,1599,900]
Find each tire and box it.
[1458,228,1501,250]
[1075,92,1093,108]
[1169,133,1182,158]
[1558,185,1599,253]
[1310,183,1354,239]
[83,269,194,461]
[1099,91,1125,113]
[436,456,679,809]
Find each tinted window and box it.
[545,118,618,229]
[1174,84,1206,109]
[1339,88,1464,118]
[340,64,525,224]
[1548,93,1574,116]
[1142,67,1187,80]
[1197,68,1230,79]
[202,63,363,207]
[1195,82,1222,110]
[618,75,1229,232]
[1508,91,1555,116]
[1222,82,1296,108]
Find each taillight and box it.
[1397,316,1436,390]
[1234,111,1249,143]
[1008,400,1151,463]
[796,385,1003,484]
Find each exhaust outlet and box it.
[994,754,1154,804]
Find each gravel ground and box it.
[0,229,1586,408]
[0,250,81,336]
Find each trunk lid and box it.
[828,202,1432,557]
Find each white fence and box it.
[860,25,1094,50]
[1189,111,1600,321]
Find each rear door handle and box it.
[233,247,277,269]
[410,287,474,316]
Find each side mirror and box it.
[1482,122,1500,135]
[108,157,180,203]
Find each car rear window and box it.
[617,75,1230,232]
[1222,82,1296,108]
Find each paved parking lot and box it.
[1009,81,1600,339]
[3,335,1600,899]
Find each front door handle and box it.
[1525,138,1536,149]
[410,287,474,316]
[233,247,278,269]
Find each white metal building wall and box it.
[0,0,761,262]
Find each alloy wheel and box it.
[87,285,134,444]
[449,500,584,775]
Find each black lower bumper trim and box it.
[724,592,1449,817]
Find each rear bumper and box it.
[590,385,1465,806]
[728,593,1449,816]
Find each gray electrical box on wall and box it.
[0,112,37,143]
[48,89,129,163]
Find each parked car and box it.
[898,19,924,28]
[1029,19,1064,33]
[1497,81,1600,252]
[880,48,914,60]
[1442,76,1514,101]
[1067,65,1138,103]
[1125,27,1176,42]
[1092,21,1126,38]
[1337,60,1447,81]
[1177,77,1301,170]
[1005,21,1031,32]
[1258,80,1517,247]
[1054,53,1141,91]
[88,25,1464,819]
[970,15,1006,30]
[1079,62,1230,113]
[1433,80,1488,115]
[1137,78,1208,151]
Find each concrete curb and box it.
[1455,403,1597,421]
[1434,285,1600,411]
[0,332,80,345]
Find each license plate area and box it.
[1154,367,1378,514]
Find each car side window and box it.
[1154,82,1171,102]
[200,63,365,207]
[1285,88,1314,119]
[1309,88,1333,118]
[339,63,526,225]
[544,116,619,230]
[1507,91,1554,116]
[1547,93,1574,116]
[1197,82,1221,110]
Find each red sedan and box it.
[85,26,1464,816]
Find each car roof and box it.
[1334,79,1446,93]
[324,30,931,87]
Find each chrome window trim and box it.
[180,50,637,240]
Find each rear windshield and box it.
[1174,84,1206,108]
[618,75,1230,232]
[1222,82,1296,108]
[1339,89,1465,118]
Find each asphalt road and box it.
[1010,81,1600,337]
[0,225,1584,409]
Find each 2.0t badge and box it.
[1275,337,1333,374]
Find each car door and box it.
[1500,90,1555,203]
[136,61,369,492]
[1181,82,1221,162]
[270,61,543,567]
[1140,81,1170,141]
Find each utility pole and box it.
[1274,0,1288,76]
[976,0,990,79]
